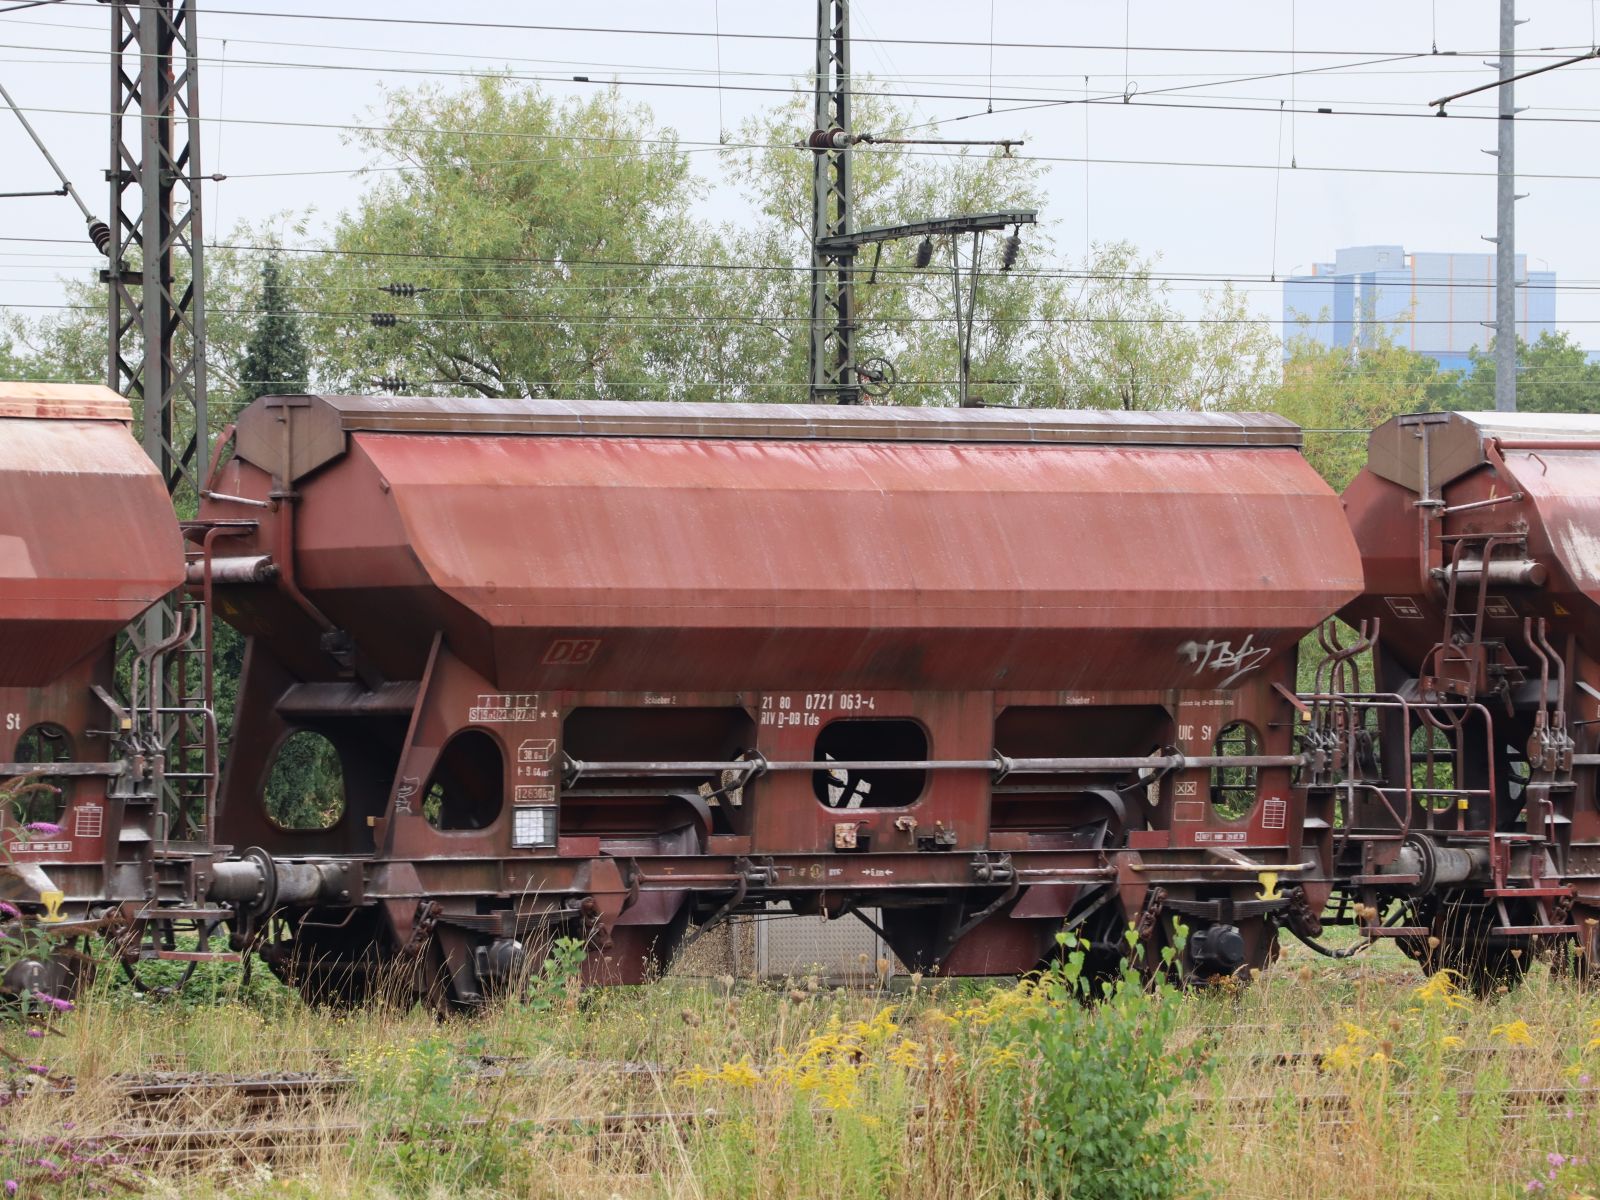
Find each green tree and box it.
[299,77,710,400]
[1,224,296,453]
[1023,241,1280,411]
[0,326,55,381]
[1274,332,1462,490]
[263,731,344,831]
[1458,330,1600,413]
[715,89,1059,405]
[719,91,1279,409]
[236,256,309,408]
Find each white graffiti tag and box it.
[1178,633,1271,688]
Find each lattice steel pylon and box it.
[107,0,208,492]
[809,0,858,404]
[105,0,212,848]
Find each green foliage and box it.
[236,255,310,411]
[1275,331,1462,490]
[300,76,710,401]
[263,731,344,831]
[717,88,1059,405]
[102,936,298,1010]
[0,801,77,994]
[721,94,1280,410]
[1459,329,1600,414]
[520,935,588,1015]
[350,1033,518,1197]
[1027,242,1281,412]
[981,929,1211,1200]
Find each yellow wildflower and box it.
[1439,1035,1465,1049]
[1413,970,1471,1010]
[1490,1019,1533,1047]
[1321,1041,1362,1072]
[714,1057,762,1088]
[887,1039,924,1069]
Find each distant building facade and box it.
[1282,245,1556,371]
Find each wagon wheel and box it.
[116,917,224,996]
[1399,896,1530,996]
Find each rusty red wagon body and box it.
[1330,411,1600,984]
[194,396,1361,1004]
[0,384,208,991]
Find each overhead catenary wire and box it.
[10,3,1579,58]
[8,31,1592,86]
[7,297,1597,329]
[5,11,1595,378]
[7,232,1600,295]
[0,76,95,223]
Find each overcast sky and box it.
[4,1,1600,346]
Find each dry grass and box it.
[4,937,1600,1199]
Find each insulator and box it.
[381,282,417,298]
[370,312,398,328]
[807,129,851,150]
[87,219,112,256]
[914,237,933,269]
[1000,233,1021,272]
[374,376,409,393]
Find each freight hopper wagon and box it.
[0,384,225,993]
[1333,412,1600,987]
[196,396,1362,1006]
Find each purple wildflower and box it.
[0,901,19,919]
[24,821,62,836]
[1526,1181,1545,1193]
[1581,1074,1592,1086]
[1548,1153,1566,1168]
[40,994,72,1014]
[23,1029,42,1039]
[4,1181,15,1196]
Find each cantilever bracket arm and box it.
[1430,47,1600,111]
[815,209,1037,255]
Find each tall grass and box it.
[4,936,1600,1198]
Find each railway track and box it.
[7,1042,1563,1111]
[13,1084,1596,1168]
[8,1058,1594,1170]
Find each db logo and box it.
[542,637,601,666]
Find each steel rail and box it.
[50,1084,1600,1163]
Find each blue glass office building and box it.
[1282,245,1556,372]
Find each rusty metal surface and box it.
[208,419,1361,693]
[1336,410,1600,970]
[0,381,132,421]
[232,394,1306,484]
[1345,411,1600,673]
[195,397,1360,999]
[0,385,184,685]
[1365,410,1600,494]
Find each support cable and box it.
[0,76,103,238]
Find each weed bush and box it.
[973,930,1211,1200]
[349,1032,517,1197]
